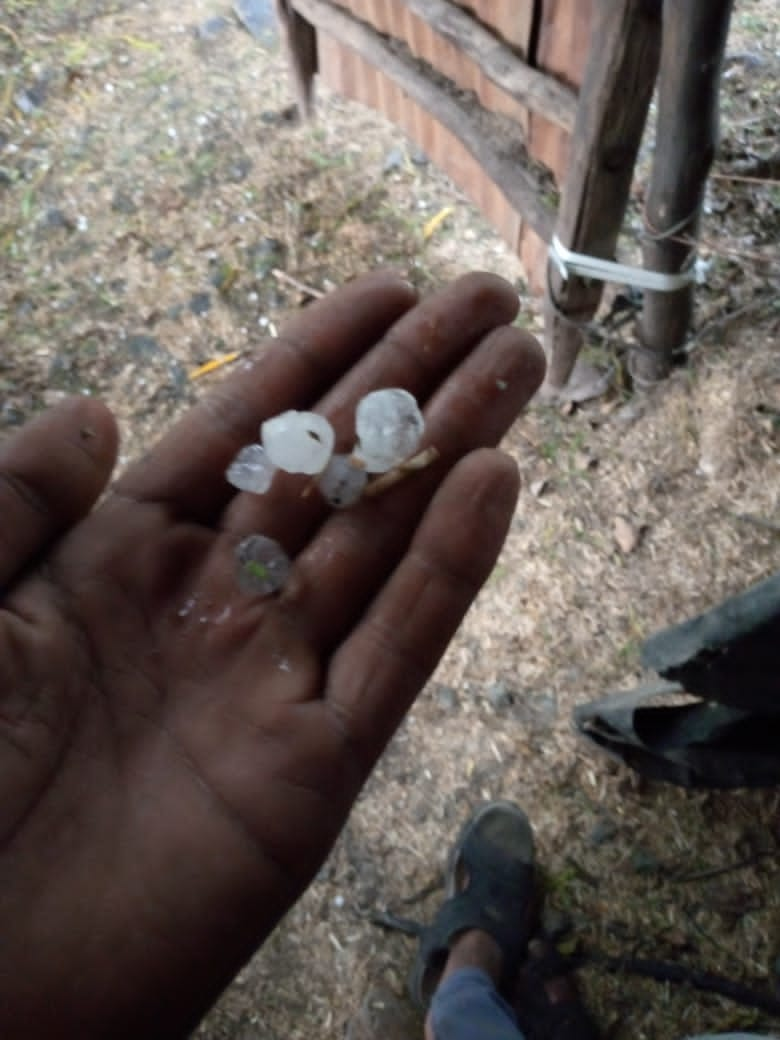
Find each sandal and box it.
[512,938,601,1040]
[409,800,537,1008]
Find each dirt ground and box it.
[1,2,779,1038]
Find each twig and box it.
[363,447,439,498]
[370,909,424,937]
[688,293,775,348]
[271,267,325,299]
[369,909,780,1017]
[687,235,773,265]
[189,352,240,380]
[728,513,780,536]
[671,848,776,883]
[577,948,780,1017]
[0,24,22,50]
[709,171,780,186]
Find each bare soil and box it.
[1,2,779,1038]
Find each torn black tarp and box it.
[574,571,780,788]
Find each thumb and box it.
[0,397,119,588]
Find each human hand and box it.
[0,272,544,1038]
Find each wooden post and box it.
[633,0,734,385]
[543,0,662,393]
[275,0,318,118]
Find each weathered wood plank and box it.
[529,0,593,179]
[454,0,534,53]
[543,0,662,391]
[293,0,556,239]
[399,0,577,132]
[634,0,734,385]
[326,0,532,133]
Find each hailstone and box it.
[261,410,335,475]
[355,388,424,472]
[235,534,291,595]
[226,444,276,493]
[317,454,368,508]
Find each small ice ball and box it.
[317,454,368,508]
[235,534,291,595]
[355,388,424,472]
[261,410,335,475]
[226,443,276,493]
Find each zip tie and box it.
[549,235,697,292]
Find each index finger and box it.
[114,272,417,522]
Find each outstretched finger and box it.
[283,324,544,652]
[115,271,418,523]
[0,397,118,589]
[324,449,520,771]
[220,271,522,550]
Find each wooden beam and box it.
[634,0,734,385]
[543,0,662,391]
[398,0,578,132]
[274,0,318,118]
[292,0,556,240]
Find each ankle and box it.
[440,928,503,985]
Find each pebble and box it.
[382,147,403,173]
[189,291,212,316]
[126,334,162,360]
[196,15,232,41]
[151,244,174,265]
[486,680,515,711]
[433,683,458,711]
[233,0,278,45]
[589,816,618,846]
[111,189,138,215]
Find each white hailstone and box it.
[226,443,276,493]
[355,388,424,472]
[317,454,368,509]
[235,535,291,595]
[261,410,335,475]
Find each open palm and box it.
[0,272,544,1038]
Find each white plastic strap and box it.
[550,234,696,292]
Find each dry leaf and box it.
[614,515,640,554]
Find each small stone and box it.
[383,147,403,173]
[126,334,161,360]
[409,147,429,166]
[486,680,515,711]
[189,291,212,316]
[574,452,598,472]
[151,244,174,265]
[197,15,231,40]
[432,683,458,711]
[247,236,285,276]
[589,816,618,846]
[631,846,660,875]
[233,0,278,45]
[614,515,640,554]
[43,207,72,230]
[111,189,138,215]
[227,155,252,182]
[14,91,36,116]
